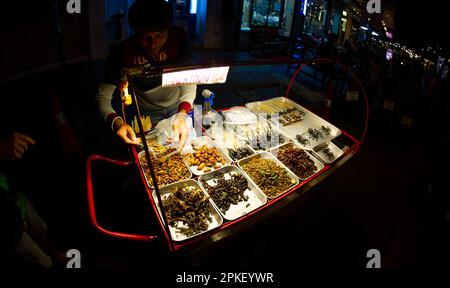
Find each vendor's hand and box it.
[171,111,188,149]
[114,120,140,145]
[0,132,35,162]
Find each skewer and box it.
[127,74,174,251]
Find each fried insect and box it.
[320,125,331,136]
[307,128,323,141]
[242,158,295,198]
[296,134,311,146]
[258,101,305,126]
[322,147,335,161]
[163,185,212,237]
[243,125,285,150]
[227,146,254,161]
[201,174,249,213]
[276,143,318,179]
[140,147,190,187]
[184,145,225,172]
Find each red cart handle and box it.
[86,154,158,241]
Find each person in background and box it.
[96,0,196,149]
[0,130,66,268]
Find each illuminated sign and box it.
[190,0,197,14]
[162,66,230,87]
[300,0,308,16]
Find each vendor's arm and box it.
[172,84,196,149]
[177,84,196,114]
[95,44,140,146]
[96,83,139,145]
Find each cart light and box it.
[162,66,230,87]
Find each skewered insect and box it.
[320,125,331,136]
[242,125,285,150]
[296,134,310,146]
[307,128,323,141]
[322,147,335,161]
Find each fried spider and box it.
[296,134,311,146]
[320,125,331,136]
[322,147,335,161]
[307,128,323,141]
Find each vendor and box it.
[96,0,196,148]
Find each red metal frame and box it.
[86,58,368,251]
[86,154,158,241]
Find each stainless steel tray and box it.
[152,179,223,242]
[245,97,341,150]
[268,142,324,181]
[181,136,233,176]
[198,165,267,221]
[237,151,299,199]
[138,150,192,189]
[312,141,344,164]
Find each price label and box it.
[346,91,359,102]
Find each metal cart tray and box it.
[237,151,299,199]
[182,136,233,176]
[269,142,324,181]
[152,179,223,242]
[138,150,192,189]
[312,141,344,164]
[198,165,267,221]
[245,97,341,150]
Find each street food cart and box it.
[86,58,368,253]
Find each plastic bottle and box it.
[202,89,220,132]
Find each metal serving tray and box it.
[181,136,233,176]
[138,149,192,189]
[311,141,344,164]
[268,142,324,181]
[237,151,299,199]
[245,97,341,150]
[152,179,223,242]
[198,165,267,221]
